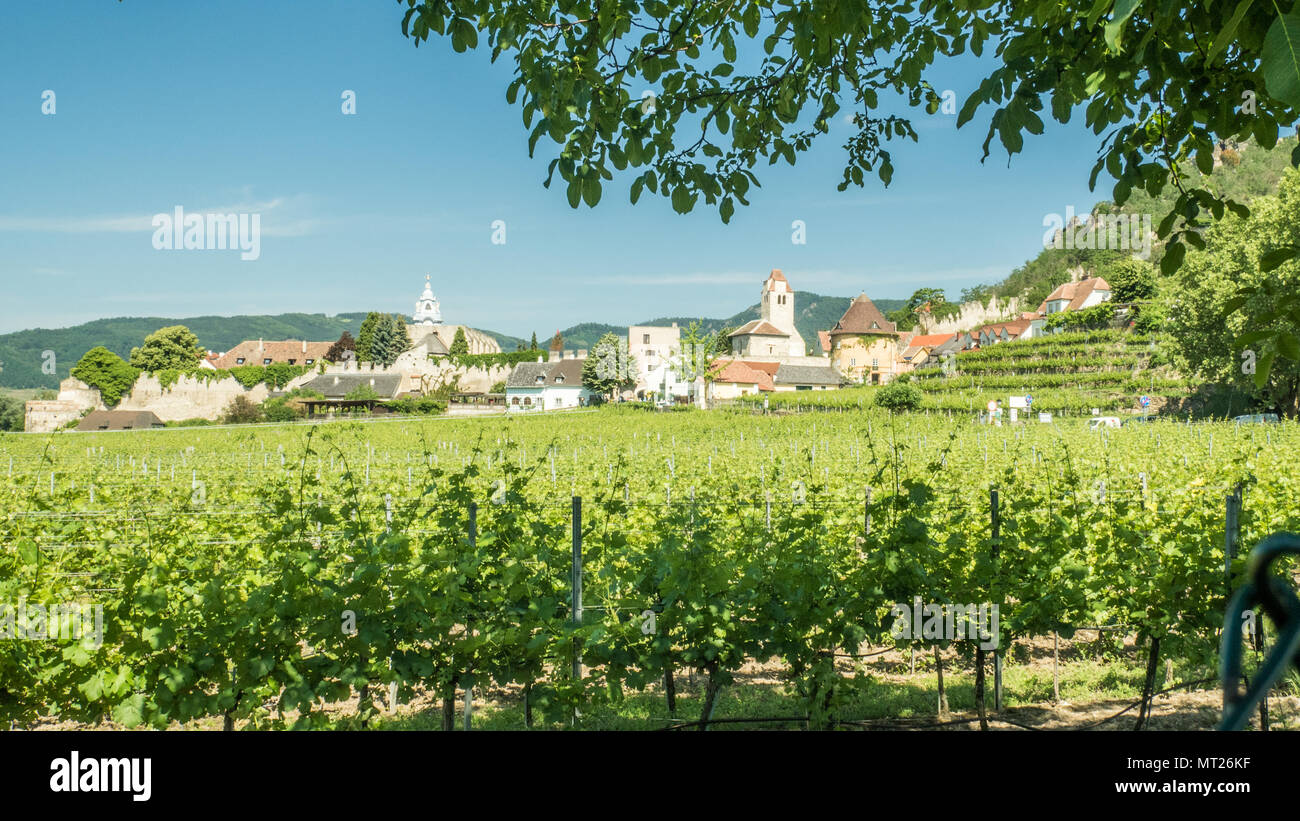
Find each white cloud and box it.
[0,193,319,236]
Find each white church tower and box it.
[414,275,442,325]
[760,269,805,357]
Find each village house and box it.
[505,354,596,411]
[1038,273,1111,315]
[76,410,165,431]
[827,293,900,384]
[628,323,685,400]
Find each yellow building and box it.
[828,294,899,384]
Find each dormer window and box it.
[535,375,544,384]
[555,375,565,384]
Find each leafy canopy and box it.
[129,325,204,373]
[71,347,141,408]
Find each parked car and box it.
[1088,416,1121,430]
[1233,413,1280,425]
[1122,415,1158,426]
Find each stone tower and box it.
[759,269,805,357]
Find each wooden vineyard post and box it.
[462,502,477,730]
[571,496,583,709]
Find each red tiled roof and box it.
[829,293,897,336]
[817,331,831,353]
[908,333,954,348]
[714,360,775,391]
[213,340,333,369]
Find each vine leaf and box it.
[1262,12,1300,109]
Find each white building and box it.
[414,275,443,325]
[728,269,808,358]
[628,323,686,400]
[504,356,596,411]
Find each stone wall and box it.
[115,373,276,422]
[925,296,1025,336]
[23,378,105,432]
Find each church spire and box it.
[414,274,442,325]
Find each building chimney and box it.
[565,349,574,359]
[537,355,543,363]
[259,338,264,352]
[548,350,559,362]
[302,340,307,353]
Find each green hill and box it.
[0,313,526,390]
[975,136,1300,310]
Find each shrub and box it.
[262,397,305,422]
[221,395,264,424]
[875,381,923,412]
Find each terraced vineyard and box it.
[1,406,1295,729]
[909,331,1189,415]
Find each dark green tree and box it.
[449,327,469,355]
[529,332,539,351]
[0,395,24,431]
[356,313,381,363]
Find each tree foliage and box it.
[129,325,204,373]
[70,347,140,408]
[325,331,357,363]
[1169,169,1300,414]
[449,327,469,355]
[583,331,638,397]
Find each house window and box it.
[850,358,856,367]
[512,397,520,405]
[872,358,879,369]
[263,358,272,365]
[288,359,297,365]
[305,359,314,365]
[642,334,650,344]
[555,376,565,383]
[536,375,544,384]
[524,397,532,405]
[236,358,245,365]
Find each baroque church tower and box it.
[414,275,442,325]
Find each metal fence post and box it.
[991,487,1002,713]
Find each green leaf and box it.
[1260,245,1299,271]
[1160,240,1186,275]
[1279,333,1300,361]
[1104,0,1141,52]
[1262,13,1300,109]
[1208,0,1256,63]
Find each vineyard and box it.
[746,331,1207,417]
[1,406,1297,730]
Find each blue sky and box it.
[0,1,1114,338]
